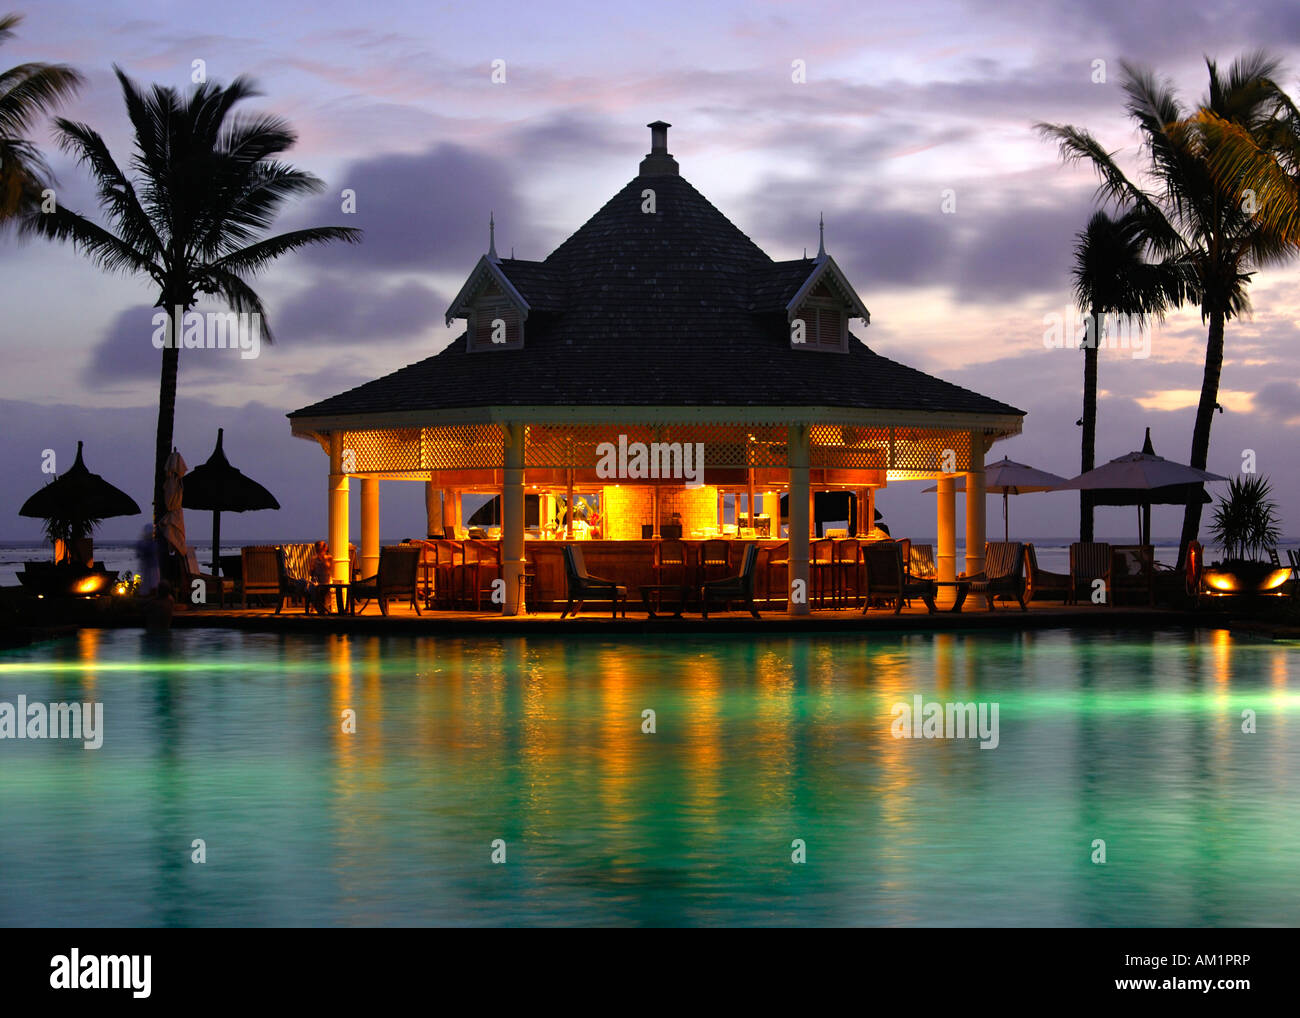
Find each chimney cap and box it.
[640,121,678,176]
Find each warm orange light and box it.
[74,575,107,595]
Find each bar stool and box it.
[764,540,789,607]
[810,538,835,607]
[699,539,731,586]
[833,538,861,607]
[655,539,688,584]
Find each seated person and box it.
[304,540,334,612]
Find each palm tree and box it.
[1039,52,1297,566]
[21,68,360,537]
[1070,208,1185,541]
[0,12,83,221]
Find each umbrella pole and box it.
[212,510,222,575]
[1003,492,1009,542]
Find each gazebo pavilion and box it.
[288,123,1024,614]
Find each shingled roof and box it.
[291,126,1023,423]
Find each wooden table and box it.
[933,580,971,613]
[309,582,351,615]
[638,584,694,619]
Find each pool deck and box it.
[167,600,1235,635]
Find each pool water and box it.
[0,627,1296,926]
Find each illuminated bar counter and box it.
[524,538,790,608]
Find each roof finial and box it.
[488,211,498,261]
[817,212,825,260]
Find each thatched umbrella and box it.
[19,441,140,558]
[181,428,280,571]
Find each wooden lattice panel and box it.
[810,425,890,470]
[889,427,972,473]
[525,422,790,469]
[423,424,505,470]
[340,428,423,473]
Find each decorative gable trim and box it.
[445,256,531,327]
[785,256,870,326]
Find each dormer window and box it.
[793,282,847,352]
[470,289,523,350]
[448,268,528,352]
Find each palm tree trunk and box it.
[1080,304,1100,542]
[152,306,181,538]
[1177,309,1226,567]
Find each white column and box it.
[937,474,956,606]
[328,432,350,584]
[965,430,986,577]
[788,425,811,615]
[502,423,525,615]
[360,477,380,580]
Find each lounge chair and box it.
[1111,545,1155,606]
[349,545,422,616]
[1287,548,1300,600]
[240,545,288,611]
[1069,542,1112,605]
[863,541,936,614]
[560,545,627,618]
[963,541,1027,612]
[180,548,228,608]
[701,543,761,618]
[1025,544,1070,603]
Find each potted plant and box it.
[1204,476,1289,594]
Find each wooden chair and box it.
[1111,545,1155,606]
[180,548,228,608]
[863,541,936,614]
[240,545,288,611]
[699,539,731,586]
[1288,548,1300,600]
[909,544,937,580]
[1025,544,1071,603]
[349,545,422,616]
[561,545,627,618]
[701,543,762,618]
[964,541,1027,611]
[1268,547,1282,567]
[832,538,861,607]
[1070,542,1113,605]
[810,538,834,607]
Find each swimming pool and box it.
[0,627,1296,926]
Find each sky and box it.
[2,0,1299,544]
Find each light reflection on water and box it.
[0,627,1296,927]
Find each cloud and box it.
[275,276,447,345]
[290,142,534,272]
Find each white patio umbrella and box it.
[159,448,189,558]
[1055,444,1227,545]
[924,457,1070,541]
